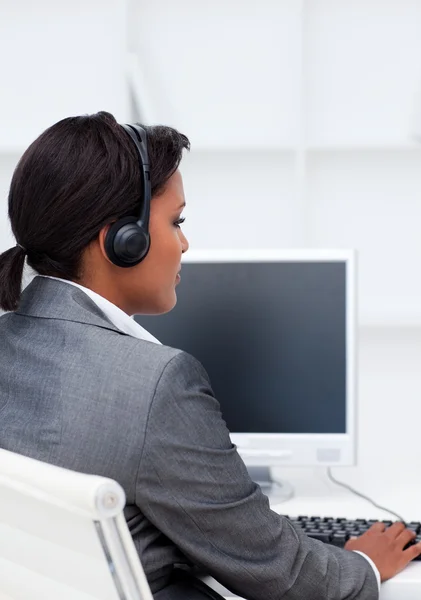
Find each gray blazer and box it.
[0,276,378,600]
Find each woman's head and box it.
[0,111,190,314]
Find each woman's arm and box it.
[136,351,378,600]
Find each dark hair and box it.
[0,111,190,311]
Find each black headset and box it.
[104,124,151,268]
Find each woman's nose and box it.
[180,231,189,253]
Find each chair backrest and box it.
[0,448,154,600]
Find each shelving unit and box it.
[129,0,421,327]
[1,0,420,326]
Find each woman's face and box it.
[93,169,189,316]
[133,169,189,314]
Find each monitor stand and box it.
[247,466,294,504]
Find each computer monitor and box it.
[135,249,357,497]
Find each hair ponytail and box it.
[0,246,26,312]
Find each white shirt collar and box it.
[39,276,161,345]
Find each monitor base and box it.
[247,466,294,504]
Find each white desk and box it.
[206,474,421,600]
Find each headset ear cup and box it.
[104,217,150,268]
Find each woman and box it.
[0,112,416,600]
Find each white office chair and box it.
[0,448,154,600]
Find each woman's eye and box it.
[174,217,186,228]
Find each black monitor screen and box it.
[136,261,347,434]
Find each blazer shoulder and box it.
[94,329,185,376]
[124,336,183,365]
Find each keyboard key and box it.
[307,531,332,543]
[331,533,348,547]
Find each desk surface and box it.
[209,476,421,600]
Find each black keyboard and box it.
[282,515,421,560]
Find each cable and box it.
[326,467,405,523]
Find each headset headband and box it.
[121,124,151,231]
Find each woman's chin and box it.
[154,292,177,315]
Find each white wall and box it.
[1,0,421,500]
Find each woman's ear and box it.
[98,223,114,264]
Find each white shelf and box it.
[359,314,421,328]
[188,145,296,153]
[306,142,421,152]
[188,144,421,153]
[0,147,26,156]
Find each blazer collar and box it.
[16,276,124,335]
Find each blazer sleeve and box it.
[136,351,378,600]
